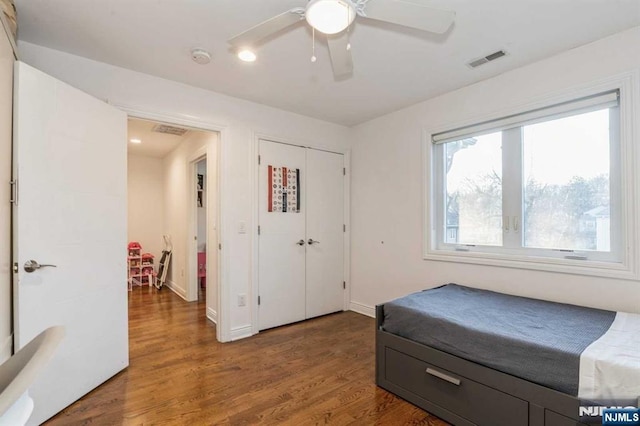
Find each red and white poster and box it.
[268,165,300,213]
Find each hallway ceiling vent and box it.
[467,50,507,68]
[152,124,189,136]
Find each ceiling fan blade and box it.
[361,0,455,34]
[228,10,304,48]
[327,32,354,78]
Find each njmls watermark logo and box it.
[579,400,640,425]
[601,408,640,425]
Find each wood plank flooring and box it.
[45,287,450,425]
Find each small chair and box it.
[0,326,65,426]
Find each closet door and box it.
[258,140,306,330]
[306,149,344,319]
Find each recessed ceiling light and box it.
[238,49,257,62]
[130,138,142,144]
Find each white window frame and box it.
[423,74,640,280]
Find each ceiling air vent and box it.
[152,124,189,136]
[468,50,507,68]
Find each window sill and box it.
[423,248,638,281]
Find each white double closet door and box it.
[258,140,344,330]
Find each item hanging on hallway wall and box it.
[197,173,204,207]
[268,165,300,213]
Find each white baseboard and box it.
[230,325,253,341]
[350,301,375,318]
[206,307,217,324]
[166,280,187,301]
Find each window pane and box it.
[445,133,502,246]
[523,109,610,251]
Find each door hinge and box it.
[12,263,18,273]
[218,243,222,250]
[258,296,261,305]
[258,155,261,165]
[343,167,346,176]
[258,225,261,235]
[343,281,346,289]
[343,224,346,232]
[9,180,17,205]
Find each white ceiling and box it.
[127,118,189,158]
[14,0,640,126]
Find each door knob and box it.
[24,260,57,273]
[296,239,305,246]
[308,239,320,245]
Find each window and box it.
[429,89,631,273]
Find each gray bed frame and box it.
[375,305,590,426]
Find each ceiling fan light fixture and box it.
[238,49,257,62]
[306,0,356,35]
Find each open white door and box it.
[12,62,128,425]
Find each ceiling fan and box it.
[228,0,455,78]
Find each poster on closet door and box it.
[268,165,300,213]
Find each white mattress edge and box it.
[578,312,640,400]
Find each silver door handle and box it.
[308,239,320,245]
[296,239,305,246]
[24,260,58,273]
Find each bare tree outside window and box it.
[445,133,502,246]
[523,109,610,251]
[444,109,611,253]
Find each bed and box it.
[375,284,640,426]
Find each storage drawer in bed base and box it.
[376,305,588,426]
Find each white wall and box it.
[350,27,640,315]
[204,140,218,321]
[162,131,214,300]
[127,154,164,261]
[18,40,352,339]
[0,17,15,361]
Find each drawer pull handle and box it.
[426,368,461,386]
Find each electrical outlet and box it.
[238,294,247,307]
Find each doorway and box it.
[126,117,219,323]
[195,158,207,302]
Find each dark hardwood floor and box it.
[45,287,449,425]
